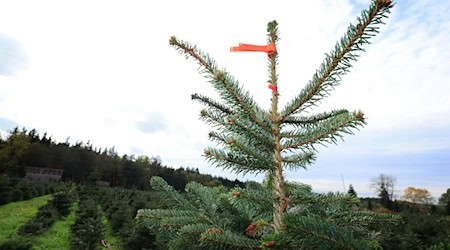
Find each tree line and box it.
[350,173,449,212]
[347,175,450,249]
[0,127,244,190]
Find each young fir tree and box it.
[348,184,358,197]
[137,0,398,249]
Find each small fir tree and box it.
[379,182,393,209]
[0,177,12,205]
[71,198,103,249]
[51,192,72,216]
[368,199,373,211]
[348,184,357,197]
[446,200,450,216]
[138,0,398,249]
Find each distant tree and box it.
[39,132,53,146]
[438,188,450,205]
[392,200,400,212]
[347,184,357,197]
[367,199,373,210]
[403,187,433,204]
[0,176,12,205]
[21,142,51,168]
[439,188,450,215]
[379,182,393,209]
[27,128,40,143]
[371,173,396,200]
[0,130,30,175]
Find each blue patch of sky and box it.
[290,147,449,190]
[0,117,18,132]
[349,0,449,41]
[136,113,168,134]
[0,33,26,76]
[387,1,449,32]
[130,146,143,155]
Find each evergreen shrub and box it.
[18,204,58,236]
[71,198,103,250]
[0,236,33,250]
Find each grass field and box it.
[0,195,52,243]
[33,202,123,249]
[32,202,78,249]
[101,212,122,249]
[0,196,125,249]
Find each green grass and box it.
[101,211,122,249]
[33,201,123,249]
[32,202,78,249]
[0,195,52,242]
[1,195,124,249]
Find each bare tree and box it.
[371,174,396,200]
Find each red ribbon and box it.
[230,43,277,53]
[230,42,278,93]
[268,84,277,93]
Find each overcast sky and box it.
[0,0,449,199]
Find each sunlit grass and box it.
[32,202,78,249]
[1,195,125,249]
[0,195,52,242]
[101,210,122,250]
[32,201,123,249]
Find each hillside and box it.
[0,127,244,191]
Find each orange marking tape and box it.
[230,43,277,53]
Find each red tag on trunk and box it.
[268,84,278,93]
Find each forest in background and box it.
[0,126,449,249]
[0,127,244,190]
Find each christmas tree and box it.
[137,0,398,249]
